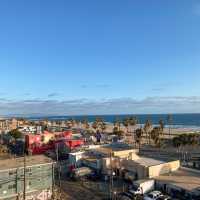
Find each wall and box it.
[148,160,180,178]
[0,163,53,200]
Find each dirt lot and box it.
[59,179,108,200]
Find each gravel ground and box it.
[59,179,108,200]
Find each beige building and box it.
[94,143,139,159]
[0,118,22,131]
[121,158,180,179]
[71,143,180,181]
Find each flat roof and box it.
[134,157,165,167]
[104,143,136,151]
[0,155,53,171]
[155,167,200,192]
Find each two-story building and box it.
[0,155,54,200]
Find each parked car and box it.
[144,191,162,200]
[157,195,171,200]
[118,192,133,200]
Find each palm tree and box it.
[122,117,129,133]
[113,127,124,139]
[82,118,90,130]
[71,119,77,127]
[159,119,165,136]
[66,120,72,129]
[75,119,80,128]
[129,116,138,132]
[114,118,121,131]
[100,122,107,133]
[167,114,173,138]
[159,119,164,131]
[150,127,162,147]
[92,121,98,132]
[144,120,152,144]
[135,128,143,150]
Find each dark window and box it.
[8,184,16,189]
[9,171,16,176]
[25,168,32,172]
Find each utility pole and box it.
[56,144,62,200]
[109,150,113,200]
[23,144,26,200]
[56,144,61,189]
[51,163,55,200]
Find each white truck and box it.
[129,179,155,195]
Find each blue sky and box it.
[0,0,200,115]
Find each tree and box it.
[66,120,72,129]
[114,118,121,131]
[135,128,143,150]
[100,122,107,133]
[9,129,23,140]
[150,127,162,147]
[159,119,164,132]
[144,120,152,144]
[158,119,165,139]
[173,133,199,147]
[113,127,124,139]
[92,117,106,133]
[113,126,119,134]
[122,117,129,133]
[82,118,90,129]
[129,116,138,127]
[92,121,98,132]
[167,114,173,138]
[173,136,182,148]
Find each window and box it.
[25,168,32,173]
[9,171,16,176]
[8,184,16,190]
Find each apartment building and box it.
[0,155,54,200]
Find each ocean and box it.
[28,113,200,128]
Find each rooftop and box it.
[0,155,53,171]
[104,142,136,152]
[134,157,165,167]
[155,167,200,192]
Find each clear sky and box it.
[0,0,200,116]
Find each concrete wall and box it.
[148,160,180,178]
[121,160,148,179]
[112,149,139,159]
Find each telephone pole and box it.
[23,145,26,200]
[109,150,114,200]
